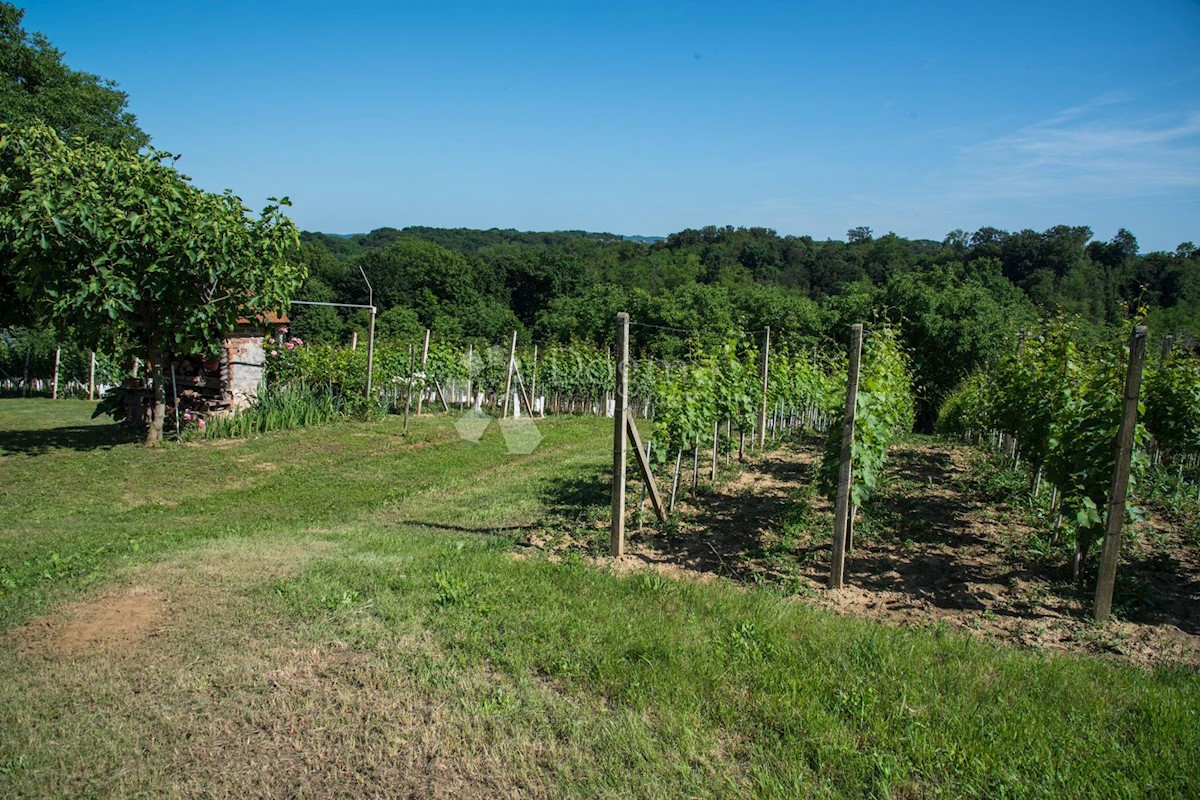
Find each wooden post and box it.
[88,351,96,400]
[414,329,431,414]
[51,346,61,400]
[1161,335,1174,359]
[433,376,451,412]
[532,344,541,417]
[611,312,630,557]
[668,449,683,514]
[513,363,536,418]
[364,306,377,400]
[711,421,719,482]
[757,326,770,448]
[403,344,414,433]
[1094,325,1149,622]
[350,331,358,351]
[466,344,474,411]
[830,323,864,590]
[501,331,517,419]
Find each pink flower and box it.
[267,337,274,344]
[294,338,303,345]
[285,342,295,350]
[280,326,288,334]
[270,350,278,356]
[198,418,206,429]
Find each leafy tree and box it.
[1,2,151,328]
[846,226,874,244]
[0,123,303,443]
[0,3,147,150]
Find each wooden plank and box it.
[1094,324,1149,622]
[88,351,96,400]
[830,323,864,589]
[626,415,666,521]
[611,312,630,556]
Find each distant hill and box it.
[304,227,663,255]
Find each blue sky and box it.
[18,0,1200,250]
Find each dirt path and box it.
[620,438,1200,668]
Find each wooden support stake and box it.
[350,331,358,351]
[830,323,864,590]
[757,326,770,448]
[433,376,451,413]
[466,344,474,411]
[513,363,536,418]
[364,306,377,400]
[711,421,719,482]
[668,449,683,514]
[501,331,517,419]
[51,346,61,400]
[88,351,96,400]
[403,344,414,433]
[626,415,666,521]
[692,440,700,491]
[1094,325,1149,622]
[416,329,430,414]
[611,312,631,556]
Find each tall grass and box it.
[202,383,345,439]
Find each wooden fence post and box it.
[51,346,61,400]
[611,312,630,557]
[364,306,377,400]
[1094,324,1149,622]
[416,329,431,414]
[350,331,358,351]
[757,326,770,448]
[830,323,864,589]
[501,330,517,418]
[88,351,96,400]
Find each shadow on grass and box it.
[0,423,142,455]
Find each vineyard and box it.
[10,306,1200,625]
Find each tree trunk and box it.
[145,345,166,446]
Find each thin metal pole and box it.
[364,306,376,400]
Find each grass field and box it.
[1,399,1198,798]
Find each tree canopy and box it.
[0,123,304,442]
[0,2,148,150]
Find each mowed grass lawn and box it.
[0,399,1197,798]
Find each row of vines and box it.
[938,319,1200,579]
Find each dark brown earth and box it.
[610,438,1200,668]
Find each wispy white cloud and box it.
[951,95,1200,200]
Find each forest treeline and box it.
[290,223,1199,425]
